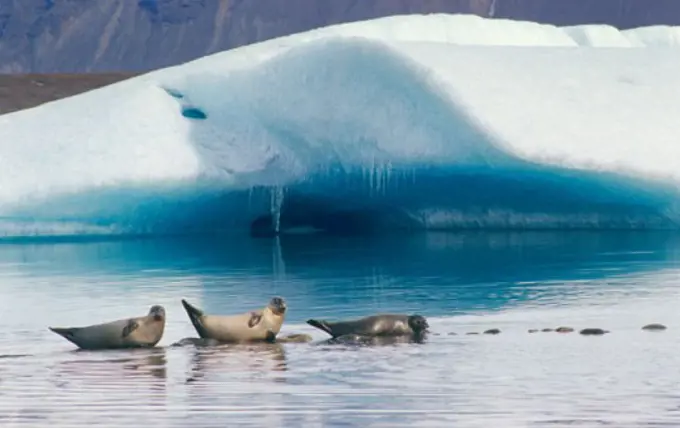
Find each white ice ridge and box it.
[1,13,680,235]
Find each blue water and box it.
[2,231,680,427]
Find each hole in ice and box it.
[181,106,207,120]
[162,87,184,99]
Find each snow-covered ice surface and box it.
[1,14,680,238]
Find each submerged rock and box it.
[528,329,539,333]
[466,332,479,335]
[642,323,667,331]
[579,328,608,336]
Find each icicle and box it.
[272,236,286,280]
[270,186,285,234]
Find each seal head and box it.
[408,315,429,334]
[149,305,165,322]
[268,297,287,316]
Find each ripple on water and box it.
[2,233,680,426]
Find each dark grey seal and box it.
[306,314,428,339]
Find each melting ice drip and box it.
[270,186,285,235]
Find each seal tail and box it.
[181,299,208,338]
[306,319,334,337]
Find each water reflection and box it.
[54,347,167,384]
[2,231,680,323]
[317,333,429,348]
[183,342,288,384]
[2,232,680,426]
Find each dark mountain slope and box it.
[1,0,678,73]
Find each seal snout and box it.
[270,297,287,314]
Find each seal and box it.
[48,305,166,350]
[306,314,429,339]
[181,297,287,343]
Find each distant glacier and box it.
[1,14,680,239]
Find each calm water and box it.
[2,231,680,427]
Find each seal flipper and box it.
[49,327,78,339]
[306,319,335,337]
[121,319,139,338]
[49,327,81,345]
[181,299,210,339]
[248,311,263,328]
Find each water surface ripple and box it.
[1,231,680,427]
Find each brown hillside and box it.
[0,73,139,115]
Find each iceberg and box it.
[1,14,680,238]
